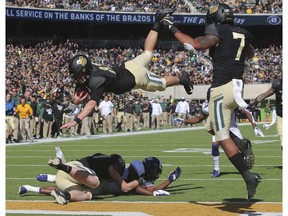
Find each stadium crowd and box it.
[5,39,281,143]
[6,0,282,14]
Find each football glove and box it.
[183,43,197,53]
[137,177,145,185]
[263,123,271,130]
[168,167,181,182]
[254,127,265,137]
[160,16,174,29]
[153,190,170,196]
[173,118,184,125]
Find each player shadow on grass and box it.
[191,199,263,215]
[166,184,204,194]
[212,171,240,176]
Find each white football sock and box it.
[47,174,56,183]
[212,156,220,171]
[24,185,40,193]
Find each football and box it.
[75,86,90,98]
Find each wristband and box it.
[170,26,180,35]
[74,117,81,124]
[137,177,145,185]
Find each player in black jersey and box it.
[162,3,261,200]
[46,153,144,204]
[19,155,181,203]
[60,9,193,131]
[250,77,282,147]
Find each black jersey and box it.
[78,153,124,180]
[205,23,253,87]
[81,64,136,103]
[271,78,282,117]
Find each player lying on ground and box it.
[19,150,181,204]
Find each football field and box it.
[6,123,282,215]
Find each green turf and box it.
[6,123,282,203]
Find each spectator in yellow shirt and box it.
[15,97,34,142]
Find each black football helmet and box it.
[142,157,162,182]
[68,54,92,84]
[206,3,234,25]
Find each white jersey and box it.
[203,103,242,139]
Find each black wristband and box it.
[74,117,81,124]
[137,177,145,185]
[170,26,180,35]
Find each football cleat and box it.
[155,8,175,22]
[18,186,28,195]
[36,174,48,182]
[48,157,62,169]
[50,190,68,205]
[246,174,261,201]
[55,146,66,164]
[240,139,255,170]
[179,71,194,95]
[211,169,221,178]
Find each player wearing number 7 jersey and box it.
[161,3,261,201]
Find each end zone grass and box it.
[6,124,282,205]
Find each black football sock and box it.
[58,164,72,174]
[229,153,251,182]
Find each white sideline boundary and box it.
[6,126,206,146]
[6,122,265,147]
[6,209,150,216]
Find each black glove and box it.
[161,16,175,29]
[137,177,145,185]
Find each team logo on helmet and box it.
[76,56,88,67]
[209,5,218,14]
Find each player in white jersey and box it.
[176,90,264,177]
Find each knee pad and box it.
[144,73,166,91]
[212,143,220,156]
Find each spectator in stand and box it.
[15,97,34,142]
[29,95,38,139]
[175,97,190,120]
[35,95,44,139]
[189,101,201,118]
[167,100,177,126]
[6,0,282,13]
[160,98,169,129]
[141,99,151,128]
[42,100,54,139]
[52,97,64,138]
[115,97,125,132]
[124,97,135,132]
[150,98,162,130]
[6,93,15,143]
[98,95,114,135]
[134,99,142,131]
